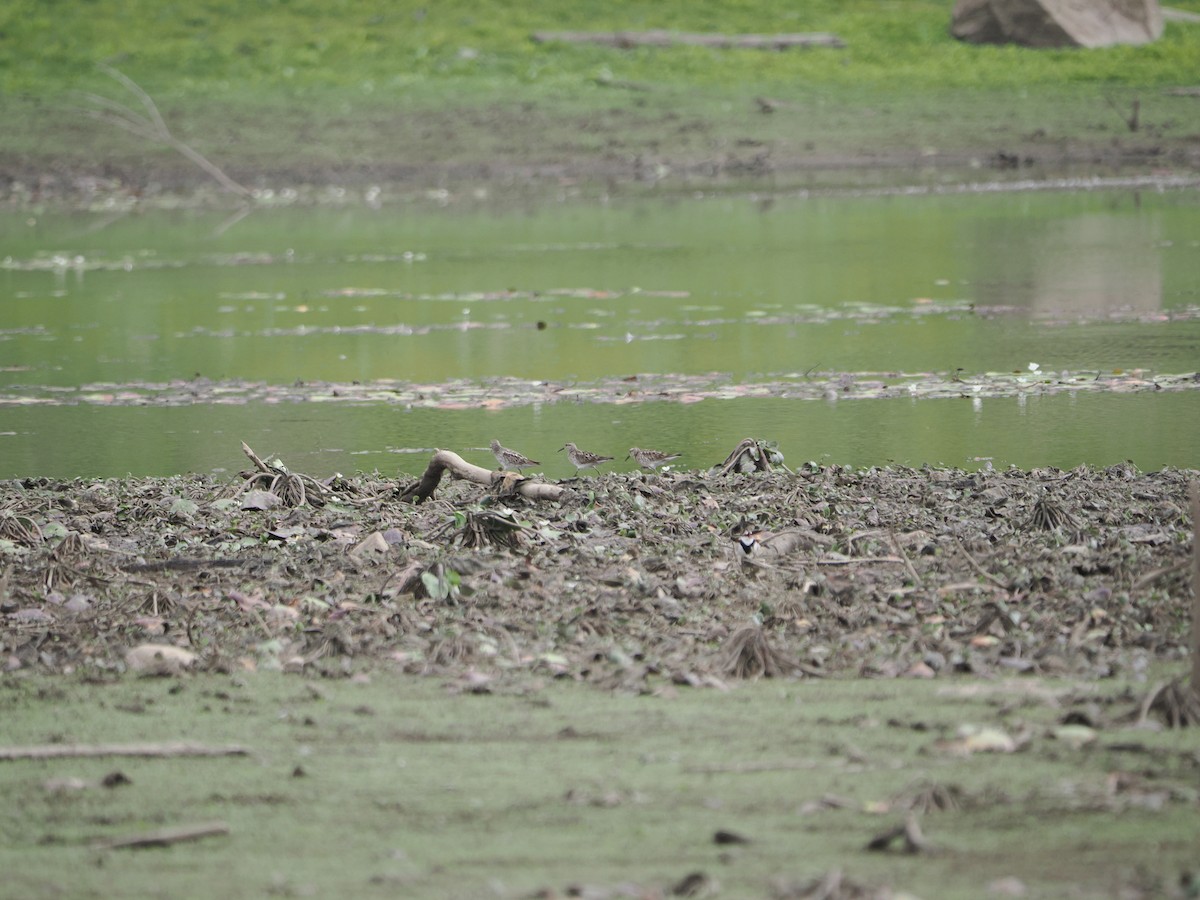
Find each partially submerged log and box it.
[532,30,845,50]
[399,449,565,504]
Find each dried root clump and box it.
[720,625,794,678]
[1139,677,1200,728]
[716,438,789,476]
[457,510,526,550]
[231,441,331,508]
[1026,493,1079,531]
[889,779,964,814]
[0,514,42,548]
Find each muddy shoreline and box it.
[2,463,1194,689]
[5,124,1199,209]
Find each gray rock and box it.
[951,0,1163,48]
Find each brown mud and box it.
[2,460,1194,691]
[5,93,1200,208]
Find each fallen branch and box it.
[0,742,250,761]
[532,30,845,50]
[398,449,565,504]
[81,63,253,198]
[953,537,1009,590]
[93,821,230,851]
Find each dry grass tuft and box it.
[720,625,794,679]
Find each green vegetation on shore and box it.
[5,0,1200,93]
[2,1,1200,193]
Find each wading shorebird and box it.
[626,447,682,471]
[490,439,540,472]
[559,442,615,473]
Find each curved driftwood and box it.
[399,450,565,504]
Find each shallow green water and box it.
[2,188,1198,477]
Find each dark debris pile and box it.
[0,463,1195,690]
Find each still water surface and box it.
[2,188,1198,477]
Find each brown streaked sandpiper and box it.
[626,447,682,471]
[559,442,615,473]
[490,439,540,471]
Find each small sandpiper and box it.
[626,446,682,471]
[559,442,615,473]
[490,439,540,472]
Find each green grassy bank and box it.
[2,1,1200,197]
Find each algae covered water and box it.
[2,187,1198,476]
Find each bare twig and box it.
[0,742,250,761]
[815,555,905,566]
[82,63,253,198]
[241,440,273,474]
[953,538,1009,590]
[93,821,230,850]
[889,528,923,586]
[1131,559,1190,592]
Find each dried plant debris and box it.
[716,438,789,476]
[1135,677,1200,728]
[3,367,1199,410]
[1026,493,1080,531]
[720,625,798,679]
[0,464,1195,690]
[455,510,526,550]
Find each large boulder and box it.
[951,0,1164,48]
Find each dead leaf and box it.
[350,531,390,557]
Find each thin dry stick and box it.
[1135,680,1168,727]
[241,440,274,474]
[82,63,253,198]
[889,529,923,586]
[815,556,904,566]
[93,821,230,851]
[1131,559,1190,592]
[0,742,250,762]
[953,537,1009,590]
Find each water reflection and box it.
[970,200,1164,317]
